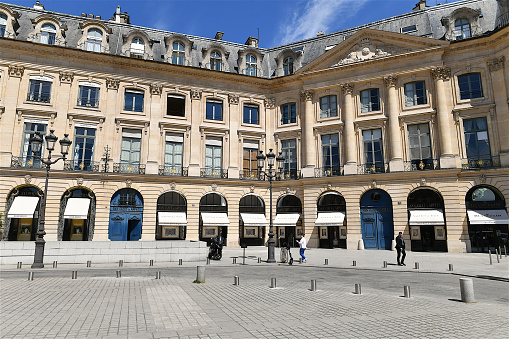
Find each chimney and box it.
[316,31,325,36]
[413,0,428,11]
[33,1,44,10]
[113,6,130,24]
[215,31,224,40]
[245,36,258,47]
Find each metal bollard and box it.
[258,257,262,264]
[449,264,454,271]
[28,272,34,280]
[404,285,411,298]
[53,261,58,268]
[195,266,205,283]
[489,250,493,265]
[179,259,183,265]
[299,258,303,264]
[352,260,357,266]
[72,271,77,279]
[414,262,419,269]
[324,259,328,265]
[87,260,91,267]
[460,278,475,303]
[206,258,210,265]
[232,257,237,264]
[150,259,154,266]
[505,245,507,257]
[17,262,22,269]
[119,260,123,267]
[496,249,500,263]
[499,246,502,259]
[270,278,277,288]
[155,271,161,279]
[116,270,121,278]
[310,279,317,291]
[354,283,361,294]
[383,261,387,268]
[234,276,239,285]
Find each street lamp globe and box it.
[276,151,285,172]
[29,132,43,154]
[59,134,72,156]
[256,150,266,169]
[45,130,58,152]
[266,149,275,167]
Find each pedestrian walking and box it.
[296,233,307,262]
[395,231,406,266]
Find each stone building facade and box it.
[0,0,508,253]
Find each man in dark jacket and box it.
[395,232,406,266]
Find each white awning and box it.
[274,213,300,226]
[64,198,91,219]
[7,196,39,218]
[241,213,268,227]
[409,209,445,225]
[201,212,230,227]
[315,212,346,226]
[158,212,187,226]
[467,209,509,225]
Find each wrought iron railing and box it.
[200,168,228,178]
[10,156,43,169]
[404,159,440,171]
[239,169,262,180]
[462,156,501,170]
[496,11,509,29]
[357,163,388,174]
[113,163,146,174]
[278,169,301,180]
[64,160,102,172]
[77,98,99,108]
[158,165,188,176]
[27,92,50,103]
[315,167,344,177]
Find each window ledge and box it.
[279,122,299,128]
[318,115,340,122]
[74,106,101,113]
[165,114,187,120]
[204,119,226,125]
[121,110,146,116]
[23,101,53,107]
[241,122,262,128]
[358,110,383,117]
[402,103,431,111]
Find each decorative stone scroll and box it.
[190,89,202,100]
[487,56,505,72]
[106,78,120,90]
[59,71,74,84]
[430,67,451,81]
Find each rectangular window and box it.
[363,129,384,171]
[0,25,5,38]
[281,139,297,179]
[206,100,223,121]
[86,39,101,53]
[401,25,417,34]
[21,122,47,167]
[408,123,432,169]
[463,117,491,161]
[40,31,56,45]
[281,103,296,124]
[164,133,183,170]
[320,95,337,118]
[121,129,141,165]
[124,90,144,112]
[243,104,259,124]
[205,141,222,173]
[167,94,185,117]
[360,88,380,113]
[27,80,51,103]
[243,140,259,178]
[404,81,426,107]
[321,134,340,175]
[78,85,100,108]
[73,127,96,170]
[458,73,483,100]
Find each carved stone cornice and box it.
[430,67,451,81]
[487,56,505,72]
[228,94,239,105]
[340,83,353,95]
[383,75,398,88]
[190,89,202,100]
[8,65,24,77]
[264,97,275,109]
[150,84,162,95]
[106,78,120,90]
[59,71,74,84]
[300,90,314,102]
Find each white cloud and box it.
[275,0,368,45]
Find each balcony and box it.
[113,163,146,174]
[77,98,99,108]
[26,92,50,103]
[200,168,228,178]
[159,165,188,177]
[462,156,500,170]
[64,160,102,172]
[404,159,440,171]
[315,166,344,177]
[239,169,262,180]
[358,163,388,174]
[278,169,301,180]
[10,156,43,169]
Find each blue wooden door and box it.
[361,212,383,249]
[109,189,144,241]
[109,214,126,241]
[360,189,394,250]
[127,215,142,241]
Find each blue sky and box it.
[9,0,462,48]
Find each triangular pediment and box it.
[299,28,449,73]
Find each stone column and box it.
[228,94,240,178]
[487,57,509,166]
[384,75,404,172]
[188,89,202,177]
[300,90,315,178]
[341,83,357,175]
[431,67,457,169]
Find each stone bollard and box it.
[28,272,34,281]
[324,259,328,265]
[449,264,454,271]
[499,246,502,259]
[194,266,206,283]
[504,245,507,257]
[232,257,237,264]
[119,260,123,267]
[414,262,419,269]
[155,271,161,279]
[116,270,121,278]
[404,285,411,298]
[460,278,475,303]
[383,261,387,268]
[72,271,78,279]
[150,260,154,266]
[206,258,210,265]
[352,260,357,267]
[53,261,58,268]
[357,239,365,250]
[233,276,239,285]
[87,261,91,267]
[270,278,277,289]
[258,257,262,264]
[354,283,361,295]
[489,250,493,265]
[17,262,22,269]
[310,280,317,291]
[179,259,183,265]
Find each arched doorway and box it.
[466,185,508,253]
[4,185,43,241]
[239,194,267,246]
[156,191,187,240]
[407,188,447,252]
[199,192,229,245]
[108,188,143,241]
[316,192,346,249]
[360,189,393,249]
[275,194,302,248]
[58,187,96,241]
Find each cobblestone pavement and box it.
[1,248,508,338]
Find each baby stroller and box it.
[279,238,294,265]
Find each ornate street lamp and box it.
[30,130,72,268]
[257,148,285,263]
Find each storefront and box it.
[156,191,187,240]
[199,192,229,245]
[407,188,447,252]
[4,185,42,241]
[108,188,143,241]
[316,192,346,248]
[275,194,302,248]
[360,189,393,250]
[58,188,95,241]
[239,194,267,246]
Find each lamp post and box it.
[257,149,285,263]
[29,130,72,268]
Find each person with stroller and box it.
[296,233,307,263]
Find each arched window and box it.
[455,18,471,40]
[283,57,294,75]
[0,13,7,37]
[40,23,56,45]
[210,51,222,71]
[86,28,103,52]
[172,42,185,65]
[130,38,145,58]
[245,55,256,76]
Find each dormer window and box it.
[0,13,7,37]
[455,18,471,40]
[246,55,257,76]
[283,57,294,75]
[210,51,222,71]
[40,23,56,45]
[172,42,185,65]
[86,28,103,52]
[130,38,144,59]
